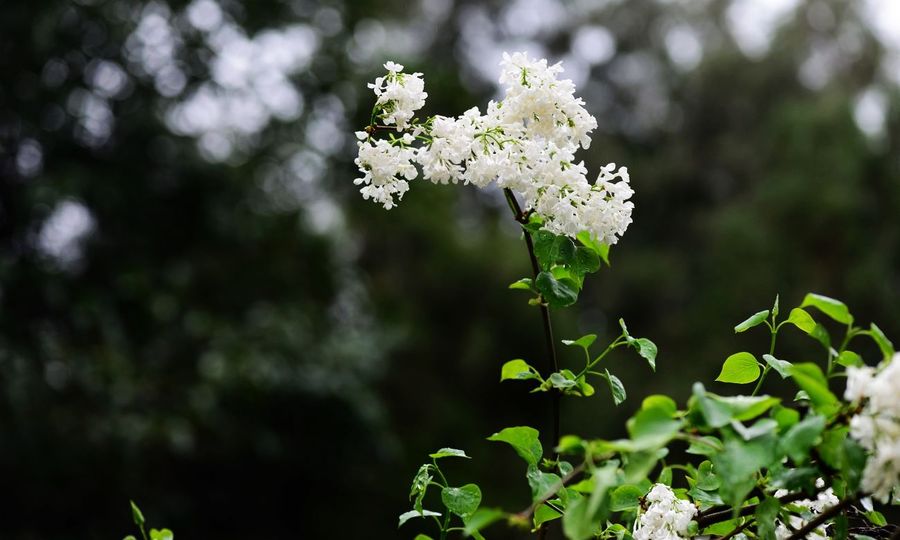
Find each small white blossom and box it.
[368,63,427,130]
[633,484,697,540]
[773,479,838,539]
[846,354,900,502]
[844,365,875,404]
[354,133,417,210]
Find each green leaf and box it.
[548,371,577,390]
[731,418,778,441]
[735,310,770,333]
[780,415,825,464]
[785,307,816,334]
[533,504,562,528]
[626,403,683,450]
[772,405,800,430]
[788,363,839,416]
[801,293,853,325]
[576,231,610,266]
[762,354,793,379]
[130,501,145,527]
[816,427,847,471]
[716,352,761,384]
[657,466,673,485]
[442,484,482,518]
[713,433,779,507]
[691,383,780,428]
[487,426,542,467]
[635,397,672,418]
[527,466,562,502]
[602,369,626,406]
[686,435,723,456]
[623,449,667,484]
[610,484,645,511]
[755,496,780,540]
[810,323,831,349]
[410,463,433,513]
[535,271,578,308]
[836,350,863,368]
[562,465,616,540]
[413,535,434,540]
[149,530,173,540]
[696,460,720,490]
[500,359,541,382]
[509,278,534,291]
[865,510,887,527]
[429,448,471,460]
[772,294,780,318]
[562,334,597,350]
[462,508,505,537]
[124,537,137,540]
[398,509,441,528]
[867,323,895,360]
[533,232,575,270]
[631,338,657,371]
[571,246,601,276]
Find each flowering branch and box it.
[784,497,856,540]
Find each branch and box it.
[503,188,561,452]
[785,497,855,540]
[716,519,753,540]
[515,462,587,521]
[696,490,814,528]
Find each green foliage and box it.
[734,310,770,333]
[429,448,471,460]
[487,427,542,467]
[123,502,171,540]
[716,352,761,384]
[441,484,482,518]
[400,294,895,539]
[785,307,817,334]
[801,293,853,325]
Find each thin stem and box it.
[785,497,855,540]
[752,328,778,396]
[503,188,561,454]
[577,337,625,379]
[515,463,587,521]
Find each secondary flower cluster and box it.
[844,353,900,502]
[354,53,634,246]
[633,484,697,540]
[773,479,838,539]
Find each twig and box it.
[785,497,855,540]
[697,491,813,528]
[503,188,561,453]
[716,519,753,540]
[515,462,587,521]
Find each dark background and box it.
[1,0,898,538]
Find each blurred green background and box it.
[1,0,898,538]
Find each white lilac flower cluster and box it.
[773,479,839,539]
[354,53,634,246]
[633,484,697,540]
[844,353,900,502]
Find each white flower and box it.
[633,484,697,540]
[354,132,417,210]
[355,52,635,247]
[844,365,875,403]
[368,63,427,130]
[773,479,838,539]
[846,353,900,502]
